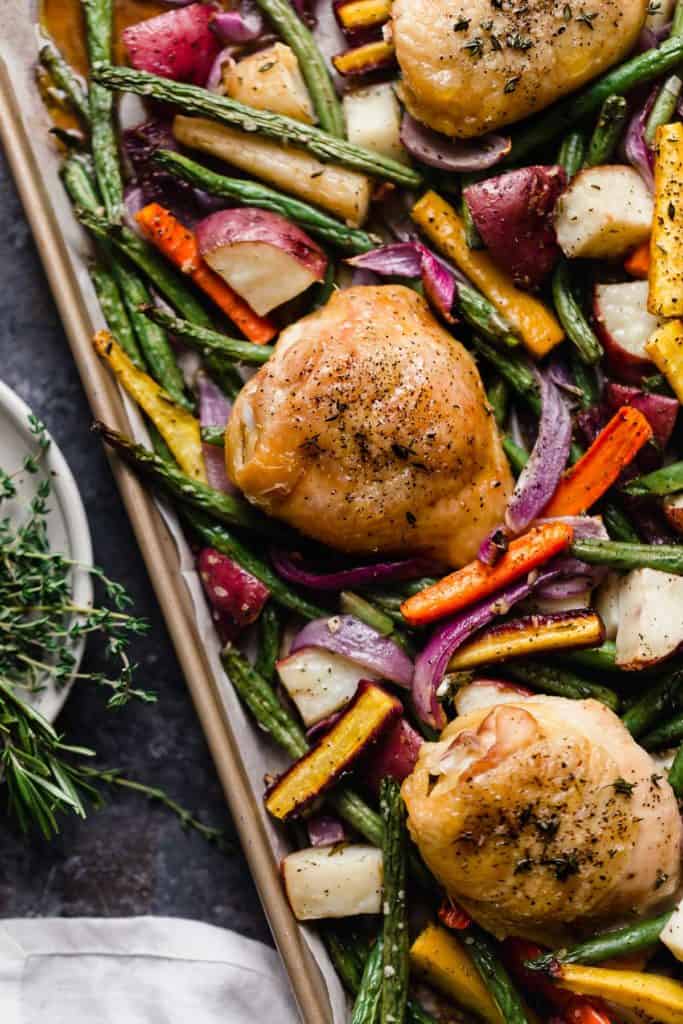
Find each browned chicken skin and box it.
[392,0,649,138]
[403,695,682,945]
[225,286,512,566]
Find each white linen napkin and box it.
[0,916,299,1023]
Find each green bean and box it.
[96,424,278,535]
[562,641,618,672]
[570,538,683,574]
[380,778,409,1024]
[221,647,308,758]
[155,149,378,253]
[254,604,281,683]
[668,743,683,796]
[460,291,520,350]
[584,95,628,167]
[471,336,540,413]
[463,927,530,1024]
[602,501,641,543]
[89,264,142,365]
[570,351,600,409]
[204,354,245,400]
[309,258,337,311]
[487,377,509,429]
[623,460,683,497]
[142,306,274,365]
[351,937,383,1024]
[508,35,683,164]
[82,0,123,221]
[505,662,619,711]
[552,261,603,365]
[92,64,422,188]
[525,912,673,972]
[340,591,396,637]
[76,207,212,326]
[622,670,683,738]
[641,712,683,750]
[38,30,90,126]
[557,131,586,179]
[201,425,225,447]
[112,264,192,410]
[502,437,529,475]
[645,74,683,146]
[252,0,344,136]
[184,508,327,619]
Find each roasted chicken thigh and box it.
[393,0,649,138]
[225,285,512,566]
[403,694,682,945]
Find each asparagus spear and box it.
[557,131,585,179]
[351,937,384,1024]
[254,604,281,684]
[459,289,520,351]
[38,29,90,126]
[487,377,509,429]
[462,926,530,1024]
[622,670,683,739]
[89,264,142,366]
[552,261,603,365]
[201,425,225,447]
[668,743,683,797]
[505,662,619,712]
[251,0,345,137]
[154,150,378,253]
[379,778,409,1024]
[502,437,529,475]
[641,712,683,750]
[142,306,273,365]
[509,35,683,163]
[622,460,683,497]
[76,207,213,326]
[525,912,673,972]
[584,95,628,167]
[645,2,683,145]
[82,0,123,221]
[204,353,245,400]
[571,538,683,574]
[96,424,277,536]
[470,337,540,414]
[221,646,308,758]
[92,64,422,189]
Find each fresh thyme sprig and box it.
[0,415,153,708]
[0,415,228,848]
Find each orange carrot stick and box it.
[624,239,650,279]
[136,203,277,344]
[543,406,653,518]
[400,521,574,627]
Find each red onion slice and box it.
[211,1,265,43]
[307,813,348,846]
[271,549,437,590]
[505,367,572,534]
[412,569,559,729]
[400,113,511,172]
[624,87,657,190]
[291,614,413,687]
[347,242,457,320]
[198,373,235,494]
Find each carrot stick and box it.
[136,203,277,344]
[543,406,653,518]
[624,239,650,279]
[400,521,574,627]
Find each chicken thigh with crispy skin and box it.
[225,285,512,566]
[403,694,682,945]
[393,0,648,138]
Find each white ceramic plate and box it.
[0,380,93,723]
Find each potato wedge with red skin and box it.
[464,166,565,290]
[196,208,327,316]
[198,547,269,628]
[594,281,659,384]
[664,493,683,535]
[360,716,423,794]
[122,4,220,85]
[604,382,678,453]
